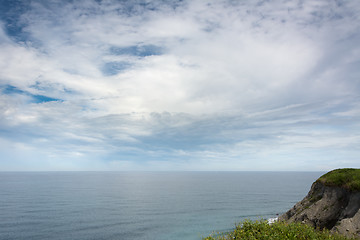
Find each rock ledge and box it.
[279,180,360,238]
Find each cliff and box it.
[279,168,360,239]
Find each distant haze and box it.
[0,0,360,171]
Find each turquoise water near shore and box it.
[0,171,323,240]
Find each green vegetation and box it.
[316,168,360,191]
[203,220,356,240]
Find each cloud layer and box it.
[1,0,360,171]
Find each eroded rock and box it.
[279,181,360,238]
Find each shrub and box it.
[203,220,356,240]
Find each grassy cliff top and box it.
[316,168,360,191]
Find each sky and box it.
[0,0,360,171]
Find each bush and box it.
[203,220,356,240]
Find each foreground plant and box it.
[203,220,356,240]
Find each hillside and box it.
[279,168,360,239]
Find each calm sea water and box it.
[0,171,323,240]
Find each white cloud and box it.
[1,0,360,170]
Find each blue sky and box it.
[0,0,360,171]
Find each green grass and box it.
[203,220,356,240]
[316,168,360,191]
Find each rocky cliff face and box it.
[279,181,360,238]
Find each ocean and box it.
[0,171,323,240]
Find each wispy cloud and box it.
[1,0,360,171]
